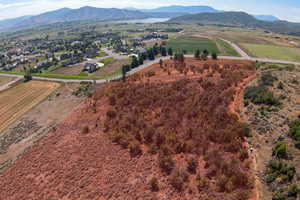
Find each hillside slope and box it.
[168,11,300,36]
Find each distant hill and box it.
[254,15,280,22]
[140,5,219,14]
[168,11,300,36]
[0,5,290,32]
[0,7,151,31]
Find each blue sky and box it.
[0,0,300,22]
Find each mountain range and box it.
[0,5,281,31]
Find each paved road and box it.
[102,48,128,60]
[220,38,250,58]
[1,55,300,84]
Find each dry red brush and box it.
[100,59,256,200]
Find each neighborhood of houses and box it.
[0,30,169,74]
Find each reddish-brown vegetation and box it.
[0,58,256,200]
[101,58,256,199]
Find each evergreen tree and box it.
[122,64,131,82]
[161,47,167,56]
[24,67,32,82]
[194,49,200,59]
[212,52,218,60]
[148,49,155,60]
[131,56,139,68]
[138,56,144,65]
[168,47,173,56]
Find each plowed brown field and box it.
[0,81,60,133]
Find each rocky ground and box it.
[242,64,300,200]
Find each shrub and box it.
[289,120,300,150]
[211,52,218,60]
[149,177,159,191]
[170,168,188,191]
[277,81,284,89]
[244,86,280,106]
[196,175,209,192]
[272,142,288,159]
[260,72,277,86]
[106,109,117,119]
[273,184,300,200]
[187,157,198,174]
[82,126,89,134]
[266,160,295,184]
[243,122,252,137]
[158,154,175,175]
[129,140,142,156]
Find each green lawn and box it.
[98,51,108,57]
[241,43,300,62]
[215,39,240,57]
[167,37,220,54]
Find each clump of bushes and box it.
[260,72,277,86]
[273,184,300,200]
[187,157,198,174]
[81,126,90,134]
[145,71,156,77]
[244,86,280,106]
[169,168,188,191]
[149,177,159,191]
[289,119,300,150]
[272,142,288,159]
[265,160,295,184]
[129,140,142,156]
[72,82,93,97]
[158,154,175,175]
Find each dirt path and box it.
[220,38,250,58]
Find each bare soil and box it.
[94,59,128,76]
[0,76,15,87]
[0,83,86,172]
[53,63,84,75]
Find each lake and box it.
[120,18,170,24]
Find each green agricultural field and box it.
[241,43,300,62]
[215,39,240,56]
[167,37,220,54]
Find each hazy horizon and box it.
[0,0,300,22]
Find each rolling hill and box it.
[0,5,285,32]
[168,11,300,36]
[0,7,150,31]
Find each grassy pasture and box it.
[241,43,300,62]
[215,39,240,56]
[0,81,60,133]
[167,36,220,54]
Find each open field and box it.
[0,81,60,133]
[0,76,15,87]
[167,36,220,54]
[52,63,84,75]
[0,58,257,200]
[215,39,240,56]
[241,43,300,62]
[94,59,128,76]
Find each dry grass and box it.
[0,81,60,133]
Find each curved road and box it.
[1,41,300,84]
[0,55,300,83]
